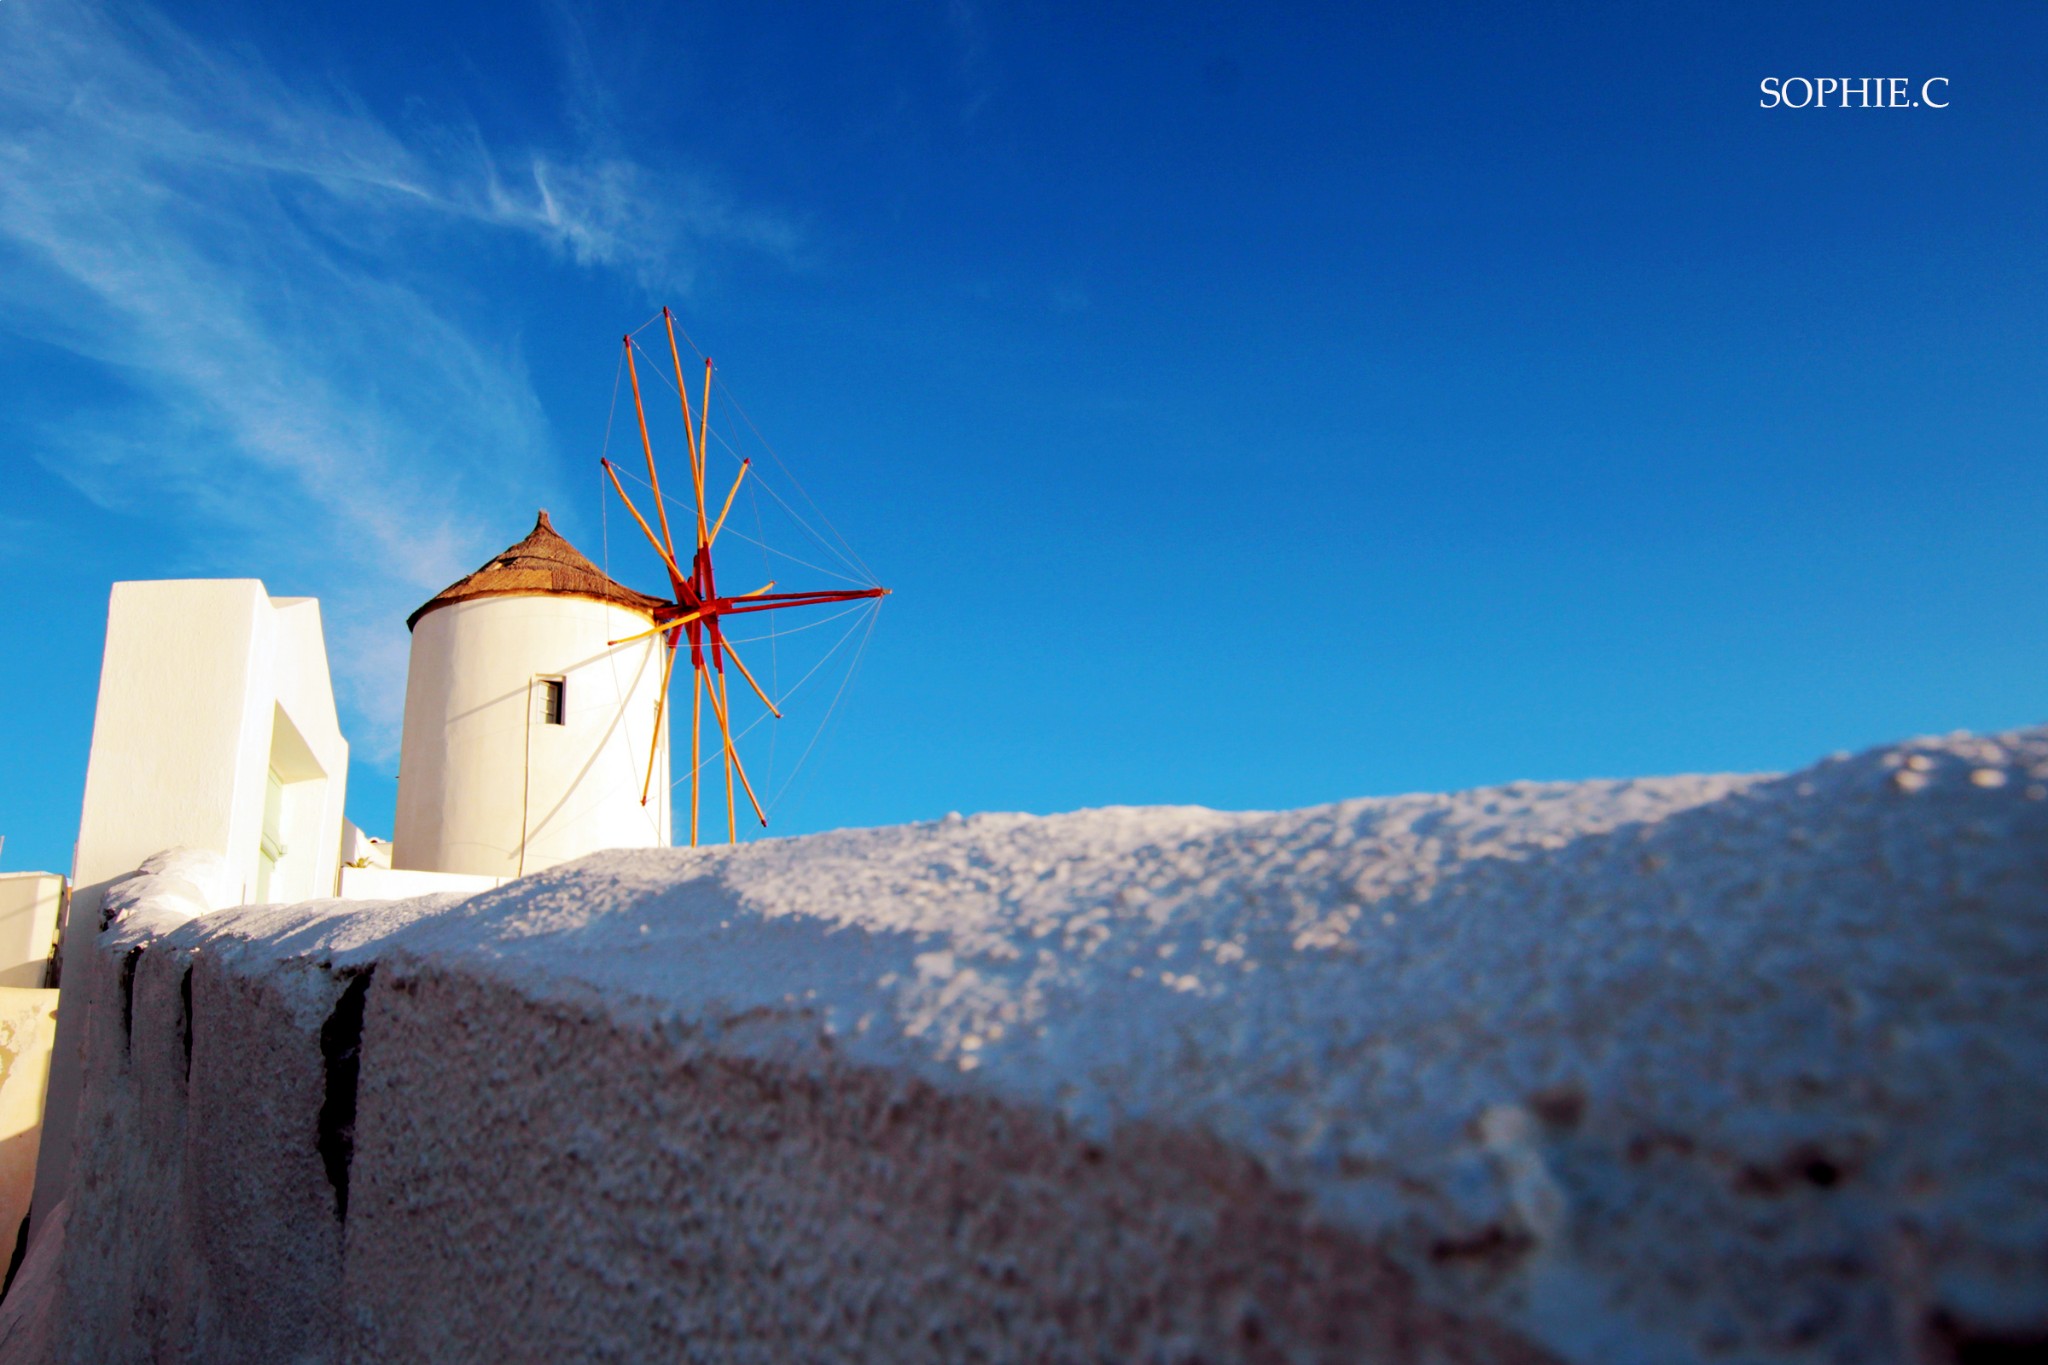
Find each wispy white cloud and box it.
[0,0,799,757]
[510,154,801,289]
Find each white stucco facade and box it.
[71,582,349,909]
[393,594,671,878]
[34,580,350,1237]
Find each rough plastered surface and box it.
[7,728,2046,1363]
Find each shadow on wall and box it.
[9,727,2048,1361]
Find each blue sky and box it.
[1,0,2043,875]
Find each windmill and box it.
[599,308,888,846]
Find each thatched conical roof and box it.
[407,510,666,630]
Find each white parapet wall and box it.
[6,728,2047,1363]
[336,866,504,901]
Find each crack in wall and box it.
[118,947,144,1053]
[317,968,374,1222]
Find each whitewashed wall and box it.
[6,729,2046,1364]
[69,582,348,908]
[32,582,348,1253]
[394,595,671,878]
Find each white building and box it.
[33,580,350,1237]
[71,581,349,914]
[392,511,673,878]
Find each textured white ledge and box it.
[11,727,2047,1363]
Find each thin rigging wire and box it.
[767,599,882,816]
[612,466,870,588]
[605,463,873,589]
[715,599,872,645]
[614,340,873,586]
[598,345,626,567]
[715,376,879,584]
[764,599,877,715]
[753,475,779,795]
[604,316,886,832]
[669,598,879,792]
[624,330,879,586]
[715,530,872,588]
[704,419,875,584]
[602,419,880,814]
[702,410,873,579]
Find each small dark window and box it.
[540,678,565,725]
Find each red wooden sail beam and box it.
[715,587,889,615]
[655,587,885,622]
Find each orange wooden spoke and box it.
[623,340,678,562]
[703,661,769,832]
[708,459,750,547]
[608,609,702,649]
[662,307,702,490]
[609,309,886,848]
[696,357,714,548]
[718,635,781,719]
[690,664,703,848]
[642,638,679,807]
[698,661,736,843]
[720,670,737,842]
[602,460,689,586]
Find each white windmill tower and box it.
[391,511,672,877]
